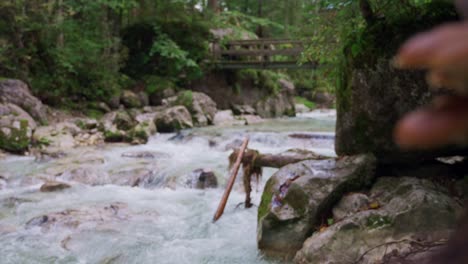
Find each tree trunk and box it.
[359,0,375,24]
[208,0,218,13]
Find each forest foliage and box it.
[0,0,457,107]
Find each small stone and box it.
[40,181,71,192]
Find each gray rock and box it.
[240,115,264,125]
[155,106,193,133]
[187,169,218,189]
[278,79,295,94]
[311,92,334,108]
[137,91,149,107]
[257,154,377,258]
[0,103,36,153]
[164,91,217,126]
[295,104,310,113]
[122,151,170,159]
[213,110,244,126]
[0,79,48,124]
[295,177,462,264]
[40,181,71,192]
[335,56,437,162]
[120,90,142,109]
[332,193,370,221]
[33,122,81,152]
[231,104,257,116]
[256,91,295,118]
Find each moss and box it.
[294,96,316,110]
[128,129,148,143]
[85,109,104,120]
[258,178,277,221]
[366,215,392,229]
[0,119,30,153]
[104,130,126,143]
[283,184,309,217]
[237,69,288,95]
[176,90,193,110]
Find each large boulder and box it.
[100,110,156,144]
[120,90,142,109]
[0,79,48,125]
[0,103,36,153]
[257,154,377,259]
[256,91,295,118]
[164,91,217,126]
[335,56,434,162]
[155,106,193,133]
[32,122,81,152]
[295,177,462,264]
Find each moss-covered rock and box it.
[335,8,459,162]
[257,154,377,259]
[164,91,217,126]
[295,177,462,264]
[120,90,142,109]
[155,106,193,132]
[0,103,36,153]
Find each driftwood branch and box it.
[229,148,329,210]
[213,137,249,222]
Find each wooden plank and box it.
[214,61,318,70]
[220,47,303,56]
[227,39,305,46]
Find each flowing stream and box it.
[0,110,336,264]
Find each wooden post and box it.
[213,137,250,222]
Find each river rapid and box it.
[0,110,336,264]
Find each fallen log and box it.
[229,148,330,210]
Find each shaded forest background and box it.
[0,0,457,113]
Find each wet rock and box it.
[257,154,377,259]
[1,197,34,209]
[40,181,71,192]
[0,224,16,235]
[24,203,138,232]
[295,177,462,264]
[0,175,6,190]
[240,115,264,125]
[255,91,295,118]
[231,104,257,116]
[120,90,142,109]
[155,106,193,132]
[59,168,107,186]
[122,151,170,159]
[187,169,218,189]
[111,168,154,187]
[213,110,244,126]
[0,79,48,124]
[33,122,80,152]
[0,103,36,153]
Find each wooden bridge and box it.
[211,39,317,70]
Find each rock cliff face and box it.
[335,56,435,162]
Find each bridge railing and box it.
[211,39,316,69]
